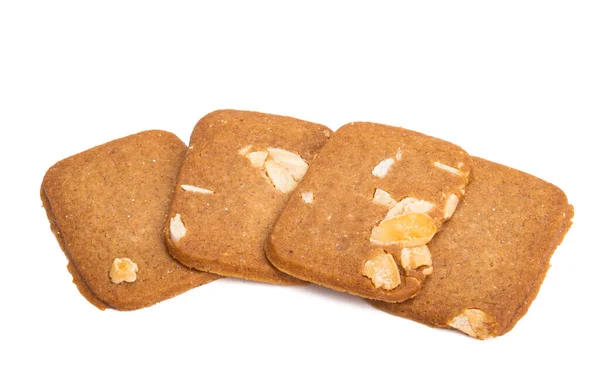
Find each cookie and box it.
[370,157,573,339]
[266,122,473,302]
[165,110,332,284]
[41,130,219,310]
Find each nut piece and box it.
[267,148,309,181]
[400,245,432,270]
[169,213,187,243]
[370,212,437,247]
[372,189,397,208]
[246,151,269,168]
[109,258,139,284]
[385,197,435,219]
[362,253,401,290]
[444,193,459,219]
[395,148,402,161]
[180,185,214,194]
[238,145,252,156]
[243,147,309,191]
[372,158,395,178]
[434,161,463,176]
[447,309,498,339]
[301,192,314,203]
[264,160,298,193]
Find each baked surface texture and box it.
[41,130,219,310]
[266,122,473,301]
[371,157,573,339]
[165,110,332,284]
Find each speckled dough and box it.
[165,110,332,284]
[371,157,573,339]
[41,130,219,311]
[266,122,473,302]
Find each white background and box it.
[1,1,598,387]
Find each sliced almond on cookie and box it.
[362,253,401,290]
[370,213,437,247]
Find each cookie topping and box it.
[434,161,463,176]
[265,160,297,193]
[238,145,252,156]
[362,253,401,290]
[443,193,459,219]
[180,185,214,194]
[246,151,269,168]
[400,245,432,270]
[395,148,403,161]
[169,213,187,243]
[370,212,437,247]
[243,147,309,193]
[372,157,395,178]
[448,309,498,339]
[109,258,139,284]
[267,148,309,181]
[372,189,397,208]
[302,192,314,203]
[385,197,435,219]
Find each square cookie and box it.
[370,157,573,339]
[165,110,332,284]
[41,130,219,310]
[266,122,473,302]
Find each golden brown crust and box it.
[41,130,219,310]
[370,157,573,338]
[41,186,108,310]
[165,110,332,285]
[501,203,574,335]
[266,122,473,302]
[67,261,109,310]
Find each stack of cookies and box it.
[41,109,573,339]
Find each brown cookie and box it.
[165,110,332,284]
[41,130,219,310]
[266,122,473,302]
[370,157,573,339]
